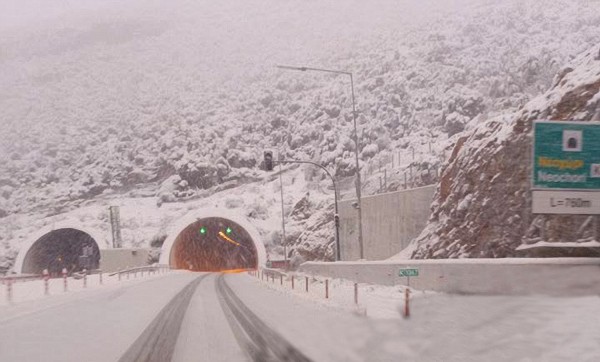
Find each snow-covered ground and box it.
[0,271,195,362]
[1,163,333,267]
[2,0,600,267]
[251,269,427,319]
[2,271,598,361]
[0,267,170,308]
[231,273,600,361]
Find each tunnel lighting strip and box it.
[218,231,241,247]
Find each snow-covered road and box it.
[0,271,599,361]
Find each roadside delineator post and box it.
[99,272,103,285]
[291,276,295,290]
[403,288,410,318]
[6,277,12,303]
[43,269,50,296]
[62,268,68,292]
[118,271,122,281]
[83,269,87,288]
[325,279,329,299]
[354,283,359,305]
[305,276,309,292]
[280,275,283,285]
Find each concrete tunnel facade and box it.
[13,224,103,275]
[160,210,267,272]
[12,210,266,274]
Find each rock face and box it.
[409,46,600,259]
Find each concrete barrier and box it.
[99,248,151,273]
[299,258,600,296]
[340,185,435,260]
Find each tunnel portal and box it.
[170,217,258,272]
[21,228,100,275]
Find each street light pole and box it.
[349,72,365,260]
[276,65,364,260]
[278,160,340,261]
[278,152,287,265]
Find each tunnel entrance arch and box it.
[14,227,101,275]
[160,210,267,271]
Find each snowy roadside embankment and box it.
[2,0,600,268]
[0,268,173,309]
[251,269,433,319]
[405,45,600,259]
[238,272,600,361]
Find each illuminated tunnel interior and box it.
[22,228,100,275]
[171,217,258,272]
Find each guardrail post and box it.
[291,276,294,290]
[280,275,283,285]
[305,276,309,292]
[62,268,68,292]
[118,271,122,281]
[325,279,329,299]
[83,269,87,288]
[6,277,12,303]
[403,288,410,318]
[43,269,50,296]
[354,283,358,304]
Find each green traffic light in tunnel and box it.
[226,227,232,235]
[199,226,207,235]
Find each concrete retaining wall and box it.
[99,248,151,273]
[340,185,435,261]
[299,258,600,296]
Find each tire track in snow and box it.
[217,274,312,362]
[118,274,207,362]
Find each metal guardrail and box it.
[0,274,42,284]
[108,264,171,277]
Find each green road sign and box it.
[533,121,600,190]
[398,268,419,277]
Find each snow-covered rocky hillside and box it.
[401,46,600,259]
[1,0,599,267]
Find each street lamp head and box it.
[276,65,308,72]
